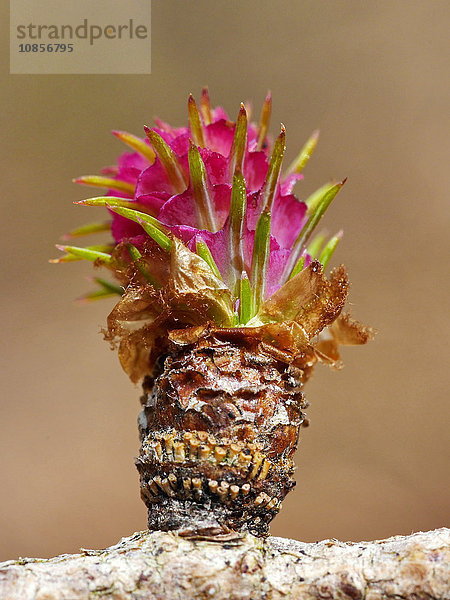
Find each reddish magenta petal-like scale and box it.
[164,224,232,284]
[199,149,228,185]
[165,131,190,157]
[166,225,231,279]
[136,191,171,214]
[244,191,259,231]
[158,184,231,230]
[243,229,290,297]
[147,127,190,161]
[205,119,235,156]
[280,173,304,195]
[188,228,230,276]
[135,152,189,199]
[245,190,307,249]
[244,151,268,191]
[111,212,143,243]
[158,189,198,228]
[211,106,230,121]
[271,193,308,248]
[136,160,172,197]
[266,246,291,297]
[153,119,189,139]
[246,123,259,151]
[167,224,198,245]
[117,151,150,183]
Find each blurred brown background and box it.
[1,0,449,560]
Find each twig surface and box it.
[0,528,448,599]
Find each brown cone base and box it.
[137,333,307,536]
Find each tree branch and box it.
[0,528,448,599]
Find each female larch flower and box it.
[54,90,373,537]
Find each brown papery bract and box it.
[315,312,376,367]
[106,247,371,383]
[255,260,349,338]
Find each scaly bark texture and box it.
[0,528,448,599]
[137,333,309,536]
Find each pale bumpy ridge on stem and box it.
[0,528,448,600]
